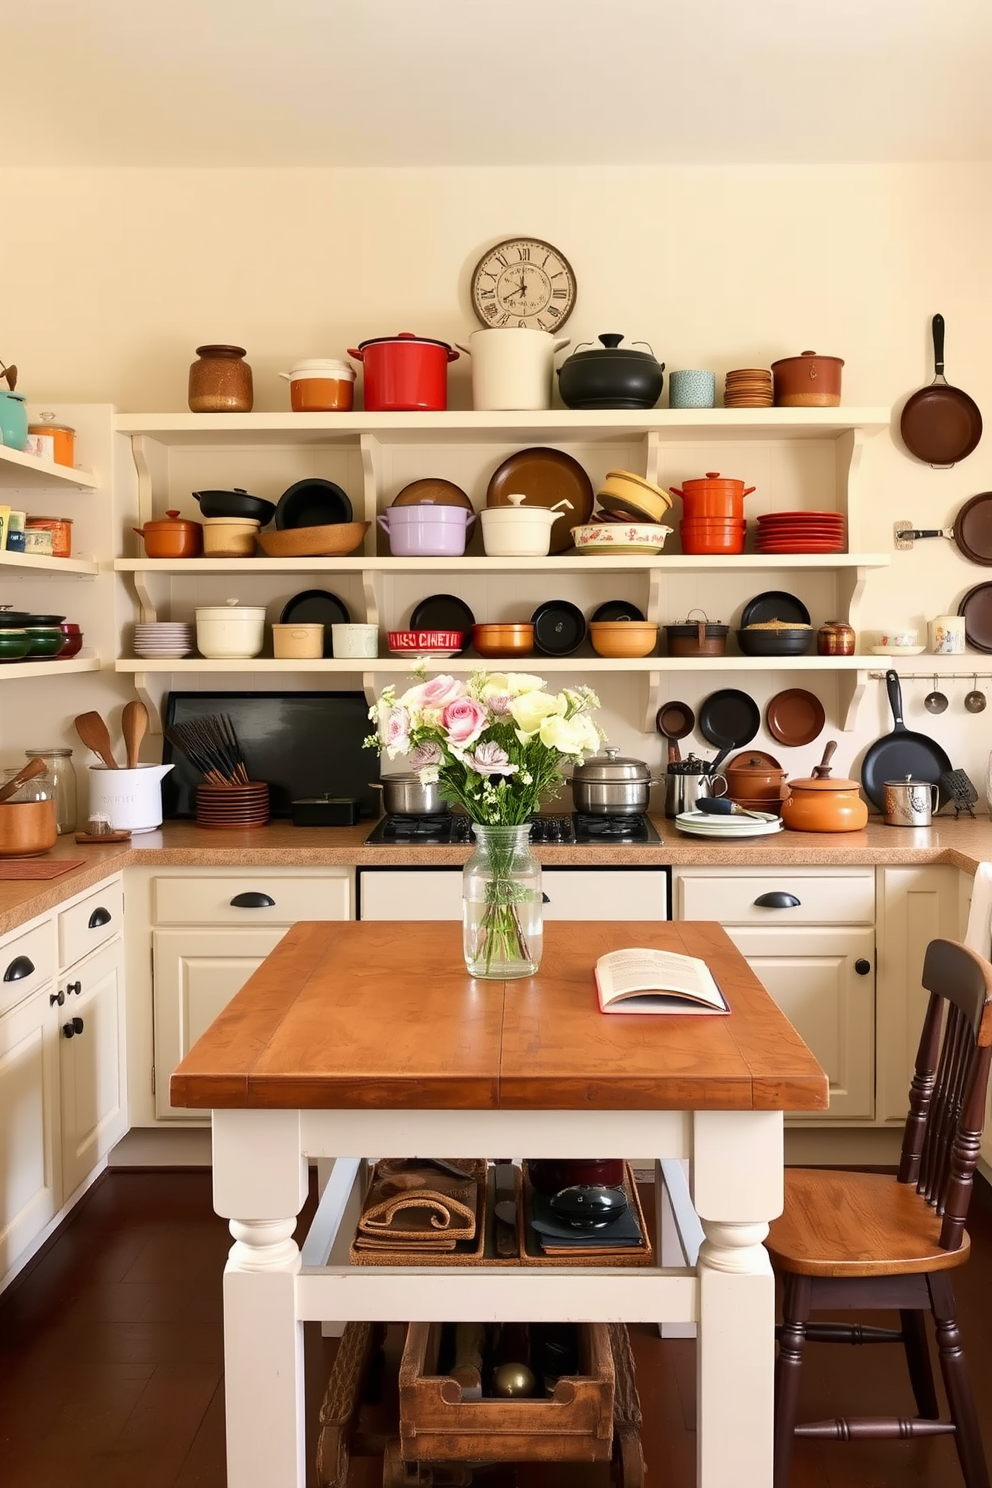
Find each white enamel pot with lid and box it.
[480,494,573,556]
[454,328,570,411]
[195,599,266,659]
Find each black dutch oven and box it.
[192,487,276,525]
[557,334,665,410]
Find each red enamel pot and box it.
[347,331,459,412]
[669,471,756,520]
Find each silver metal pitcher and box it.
[883,775,939,827]
[665,753,729,819]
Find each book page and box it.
[595,947,729,1014]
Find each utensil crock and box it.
[455,328,568,410]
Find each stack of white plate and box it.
[675,809,783,839]
[134,622,194,660]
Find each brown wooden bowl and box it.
[257,522,369,558]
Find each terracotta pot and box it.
[133,509,203,558]
[771,351,844,408]
[780,745,867,832]
[723,755,788,801]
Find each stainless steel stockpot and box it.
[371,774,446,816]
[570,748,653,815]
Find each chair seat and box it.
[766,1168,971,1278]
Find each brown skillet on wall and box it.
[900,314,982,468]
[896,491,992,564]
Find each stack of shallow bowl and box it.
[195,781,270,829]
[723,369,773,408]
[134,622,193,659]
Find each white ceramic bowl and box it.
[878,630,918,649]
[195,601,265,659]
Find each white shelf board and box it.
[114,552,891,575]
[114,407,892,447]
[115,654,879,674]
[0,446,98,489]
[0,656,101,681]
[1,551,99,576]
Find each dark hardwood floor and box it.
[1,1169,991,1487]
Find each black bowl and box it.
[736,627,814,657]
[193,487,276,525]
[274,478,352,531]
[549,1184,629,1229]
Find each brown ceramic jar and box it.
[817,619,856,656]
[188,345,254,413]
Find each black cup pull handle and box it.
[230,892,276,909]
[4,955,35,982]
[88,907,112,929]
[753,891,801,909]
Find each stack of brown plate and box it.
[195,781,270,829]
[724,369,773,408]
[755,510,846,554]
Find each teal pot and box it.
[0,628,30,662]
[24,626,67,658]
[0,391,28,451]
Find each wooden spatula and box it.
[121,699,148,769]
[74,711,118,769]
[0,756,48,805]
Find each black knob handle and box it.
[855,959,872,976]
[67,980,81,996]
[753,892,801,909]
[230,892,276,909]
[4,955,35,982]
[62,1016,83,1038]
[50,990,65,1007]
[88,906,112,929]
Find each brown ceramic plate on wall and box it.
[765,688,826,747]
[958,581,992,652]
[486,447,594,554]
[953,492,992,565]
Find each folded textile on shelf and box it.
[354,1158,481,1252]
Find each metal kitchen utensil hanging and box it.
[900,314,982,467]
[860,670,952,811]
[964,675,987,713]
[923,676,949,715]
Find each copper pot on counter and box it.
[723,753,788,804]
[780,742,869,833]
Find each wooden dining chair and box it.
[766,936,992,1488]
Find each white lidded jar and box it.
[195,599,266,659]
[479,493,573,556]
[279,358,356,412]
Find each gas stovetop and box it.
[364,813,661,846]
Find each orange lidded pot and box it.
[25,515,72,558]
[779,742,868,833]
[132,509,203,558]
[28,417,75,467]
[279,359,356,412]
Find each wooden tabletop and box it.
[170,920,828,1113]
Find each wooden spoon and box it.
[122,699,148,769]
[74,711,118,769]
[0,756,48,806]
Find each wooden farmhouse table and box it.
[171,919,827,1488]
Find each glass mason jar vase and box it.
[25,747,76,833]
[462,824,543,979]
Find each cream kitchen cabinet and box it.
[146,867,353,1120]
[357,864,668,921]
[672,866,876,1120]
[57,937,126,1199]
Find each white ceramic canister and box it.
[331,623,379,658]
[87,763,174,834]
[195,599,266,659]
[279,358,355,412]
[201,517,261,557]
[479,493,573,556]
[455,328,569,411]
[928,614,966,655]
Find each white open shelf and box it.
[114,552,891,575]
[115,654,879,674]
[2,551,99,577]
[0,445,98,490]
[0,656,101,681]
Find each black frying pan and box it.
[900,314,982,468]
[698,689,760,755]
[860,670,952,811]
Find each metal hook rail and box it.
[867,671,992,681]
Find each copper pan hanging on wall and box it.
[895,490,992,564]
[900,313,982,468]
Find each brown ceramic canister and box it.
[723,753,788,802]
[188,345,254,413]
[771,351,844,408]
[817,619,856,656]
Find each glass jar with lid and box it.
[25,747,77,833]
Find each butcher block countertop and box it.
[169,919,829,1113]
[3,813,992,939]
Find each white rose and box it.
[504,672,546,696]
[510,689,563,739]
[539,712,592,755]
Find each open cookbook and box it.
[595,947,730,1014]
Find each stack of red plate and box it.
[195,781,270,830]
[755,511,846,554]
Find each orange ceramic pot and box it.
[780,776,868,832]
[133,509,203,558]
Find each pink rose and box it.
[441,696,489,749]
[402,675,465,712]
[381,705,411,756]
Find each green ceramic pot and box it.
[24,626,67,658]
[0,628,30,661]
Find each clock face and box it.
[470,238,576,332]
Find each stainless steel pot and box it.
[570,748,653,815]
[883,775,939,828]
[371,774,446,816]
[665,754,729,819]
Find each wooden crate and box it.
[398,1321,615,1464]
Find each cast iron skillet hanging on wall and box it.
[900,314,982,468]
[860,670,952,811]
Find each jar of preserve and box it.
[25,515,72,558]
[188,345,253,413]
[817,619,855,656]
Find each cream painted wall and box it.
[2,163,992,811]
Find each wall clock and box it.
[470,237,577,332]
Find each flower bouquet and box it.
[366,668,603,977]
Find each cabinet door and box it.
[59,940,127,1199]
[723,925,875,1120]
[0,983,61,1281]
[357,867,668,921]
[153,927,290,1120]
